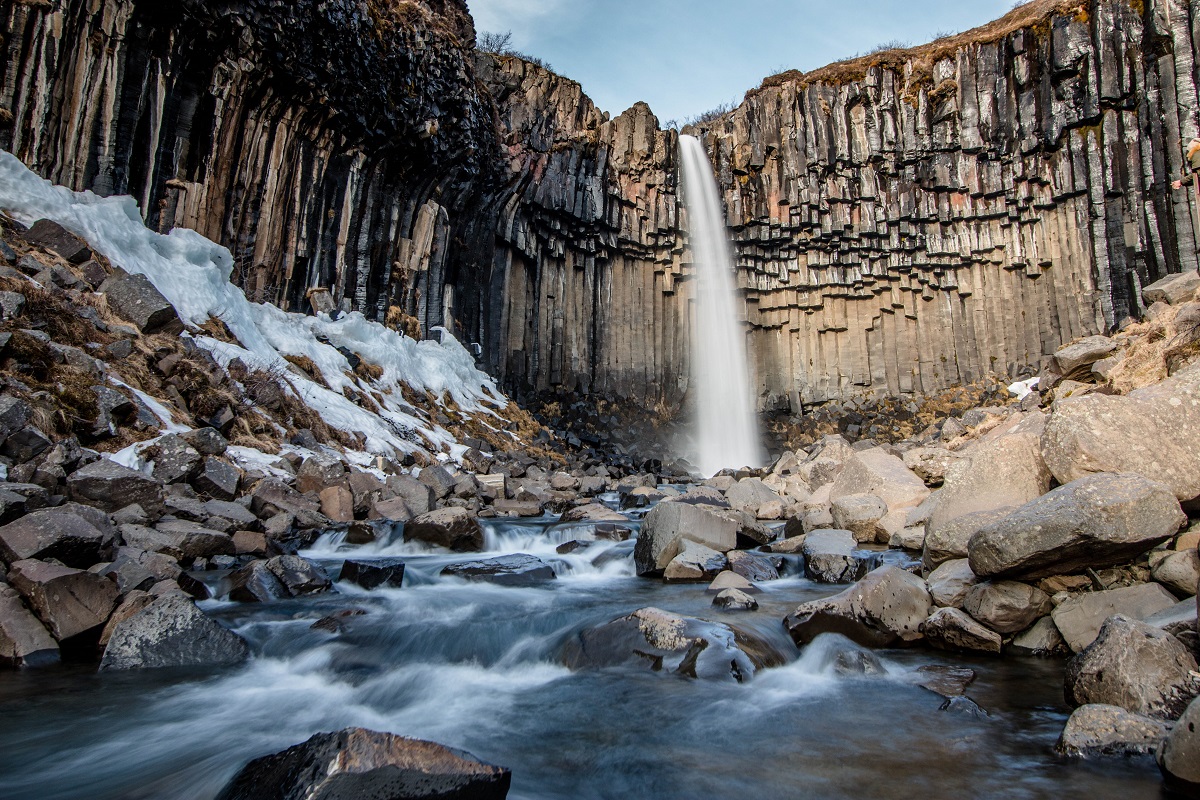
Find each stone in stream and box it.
[558,503,627,524]
[0,505,116,569]
[1051,583,1179,652]
[1009,617,1068,657]
[8,559,119,641]
[712,588,759,611]
[633,500,736,577]
[707,571,758,594]
[961,581,1052,635]
[725,550,781,582]
[967,474,1185,581]
[0,583,59,667]
[912,665,977,699]
[216,728,511,800]
[1159,696,1200,792]
[921,607,1002,655]
[784,566,934,649]
[1056,704,1173,758]
[403,507,484,552]
[562,606,784,683]
[663,541,727,583]
[227,560,289,603]
[441,554,555,587]
[925,559,979,609]
[830,493,888,544]
[1064,616,1199,720]
[266,555,331,596]
[311,609,368,633]
[340,559,406,590]
[100,594,249,670]
[801,530,869,584]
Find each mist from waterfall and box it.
[678,134,765,477]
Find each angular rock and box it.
[385,475,436,516]
[1010,616,1069,657]
[0,583,58,667]
[492,499,543,517]
[922,607,1003,654]
[707,571,758,594]
[152,520,235,560]
[633,500,737,577]
[441,554,555,586]
[404,507,484,552]
[802,529,869,584]
[926,559,979,609]
[1152,549,1199,597]
[726,550,781,582]
[1057,704,1173,757]
[1065,615,1199,719]
[227,560,288,603]
[1159,696,1200,791]
[22,219,91,263]
[2,425,51,463]
[558,503,626,523]
[1143,271,1200,305]
[266,555,331,596]
[1048,336,1120,382]
[339,559,405,590]
[100,594,249,670]
[968,474,1185,580]
[713,588,759,611]
[562,606,783,682]
[922,507,1013,571]
[0,505,115,568]
[417,465,457,500]
[97,590,154,648]
[962,581,1052,635]
[8,559,119,641]
[725,478,781,515]
[215,728,511,800]
[663,541,727,583]
[830,493,888,543]
[181,427,229,457]
[68,459,164,514]
[192,457,240,501]
[204,499,258,529]
[829,449,929,513]
[1051,583,1180,652]
[784,566,934,648]
[98,272,181,334]
[318,485,355,523]
[150,435,202,484]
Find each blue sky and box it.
[468,0,1018,123]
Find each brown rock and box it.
[8,559,119,641]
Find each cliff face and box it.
[3,0,1199,411]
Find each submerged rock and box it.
[441,554,555,586]
[100,594,248,670]
[216,728,511,800]
[712,588,759,611]
[562,606,784,683]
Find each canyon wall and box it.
[3,0,1200,410]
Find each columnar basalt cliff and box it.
[2,0,1199,411]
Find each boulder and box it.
[266,555,331,596]
[1057,704,1173,757]
[215,728,511,800]
[562,606,784,682]
[830,494,888,543]
[192,457,240,501]
[204,500,258,529]
[558,503,626,523]
[1040,365,1200,503]
[713,588,759,611]
[0,505,115,568]
[386,475,436,516]
[294,456,347,494]
[902,447,961,487]
[182,427,228,456]
[922,607,1002,654]
[633,501,736,577]
[492,499,543,517]
[98,590,154,648]
[828,449,929,513]
[1010,616,1069,657]
[707,571,758,594]
[417,465,457,500]
[441,554,555,586]
[726,550,781,582]
[8,559,119,641]
[725,478,781,515]
[22,219,92,263]
[149,435,202,484]
[100,594,249,670]
[318,485,355,523]
[372,497,414,523]
[404,508,484,552]
[1051,583,1180,652]
[1143,270,1200,305]
[98,272,181,334]
[764,534,806,555]
[339,559,406,590]
[663,541,727,583]
[922,507,1013,571]
[968,474,1185,580]
[227,560,288,603]
[801,529,869,584]
[1152,549,1199,597]
[926,559,979,608]
[1159,696,1200,791]
[68,459,164,514]
[1048,336,1120,382]
[962,581,1052,635]
[152,520,235,560]
[1064,615,1199,719]
[784,566,934,648]
[0,583,58,667]
[1,425,51,463]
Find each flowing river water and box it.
[0,497,1167,799]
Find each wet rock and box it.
[1051,583,1179,652]
[97,590,154,649]
[802,529,869,584]
[785,566,934,648]
[926,559,979,609]
[763,535,806,555]
[713,588,759,611]
[620,486,665,509]
[1065,616,1200,719]
[492,499,543,517]
[1159,696,1200,791]
[100,594,248,671]
[192,457,240,501]
[1057,704,1172,757]
[8,559,119,641]
[1152,549,1199,597]
[98,272,181,334]
[227,560,288,603]
[311,608,367,633]
[404,507,484,552]
[0,505,115,568]
[633,500,737,577]
[441,554,555,586]
[215,728,511,800]
[962,581,1052,634]
[830,494,888,543]
[68,459,164,514]
[0,583,58,667]
[808,634,889,677]
[662,541,727,583]
[726,550,781,582]
[968,474,1185,581]
[562,606,784,682]
[913,665,977,698]
[1010,617,1069,657]
[922,607,1002,654]
[559,503,626,524]
[266,555,331,596]
[339,559,406,590]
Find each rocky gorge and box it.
[0,0,1199,798]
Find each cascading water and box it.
[678,134,765,476]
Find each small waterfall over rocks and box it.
[678,134,765,476]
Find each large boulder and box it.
[1159,696,1200,792]
[922,607,1002,654]
[1041,365,1200,503]
[633,500,736,577]
[925,559,979,608]
[663,541,727,583]
[968,474,1185,580]
[1143,270,1200,305]
[801,529,869,584]
[562,606,784,683]
[99,594,249,670]
[1064,615,1199,719]
[441,554,555,587]
[215,728,511,800]
[99,272,181,334]
[922,507,1013,571]
[0,583,58,667]
[0,505,115,568]
[1057,704,1173,757]
[68,459,164,514]
[828,449,929,513]
[8,559,119,641]
[403,508,484,552]
[725,478,782,516]
[266,555,332,596]
[784,566,934,648]
[1050,583,1179,652]
[1047,336,1120,382]
[962,581,1052,634]
[830,494,888,543]
[385,475,436,517]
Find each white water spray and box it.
[678,135,765,476]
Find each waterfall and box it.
[678,134,765,476]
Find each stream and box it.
[0,501,1168,799]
